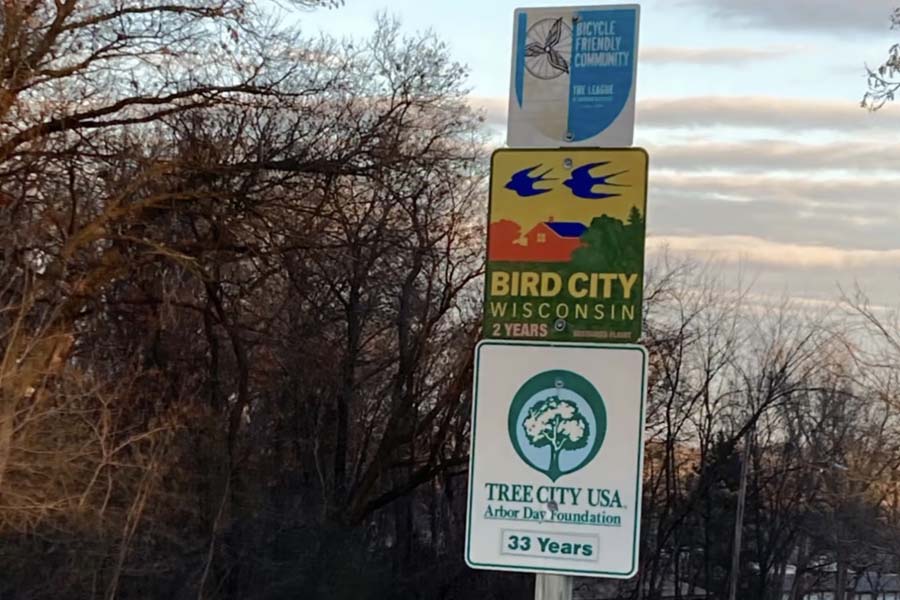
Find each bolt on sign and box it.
[465,340,647,577]
[485,148,648,343]
[507,4,640,148]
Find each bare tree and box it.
[863,8,900,109]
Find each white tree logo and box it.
[522,396,590,481]
[509,371,605,481]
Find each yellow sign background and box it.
[485,148,649,343]
[490,148,648,236]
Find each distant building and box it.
[570,570,900,600]
[573,576,710,599]
[783,571,900,600]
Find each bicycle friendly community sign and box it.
[465,341,647,577]
[507,4,640,147]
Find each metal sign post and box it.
[467,6,647,600]
[536,573,573,600]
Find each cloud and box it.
[677,0,896,33]
[647,171,900,252]
[468,95,507,128]
[647,236,900,309]
[470,95,900,133]
[647,235,900,269]
[638,96,897,132]
[651,171,900,206]
[647,139,900,172]
[640,45,802,65]
[466,93,900,259]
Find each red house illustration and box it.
[488,218,587,262]
[522,220,587,262]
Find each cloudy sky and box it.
[301,0,900,306]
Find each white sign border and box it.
[464,339,648,578]
[506,4,642,148]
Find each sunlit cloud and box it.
[676,0,895,32]
[469,95,900,133]
[650,171,900,206]
[640,45,805,65]
[646,139,900,172]
[648,235,900,269]
[638,96,895,132]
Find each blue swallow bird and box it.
[505,165,555,197]
[563,162,629,199]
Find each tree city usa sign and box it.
[465,341,647,577]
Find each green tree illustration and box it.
[522,397,590,481]
[570,214,640,273]
[627,205,644,230]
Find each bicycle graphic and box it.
[524,17,573,80]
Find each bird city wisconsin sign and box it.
[465,340,647,577]
[484,148,648,344]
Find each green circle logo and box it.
[507,370,607,482]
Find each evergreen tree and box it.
[627,205,644,229]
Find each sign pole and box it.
[464,4,647,596]
[535,574,573,600]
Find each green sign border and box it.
[465,339,648,578]
[484,147,650,344]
